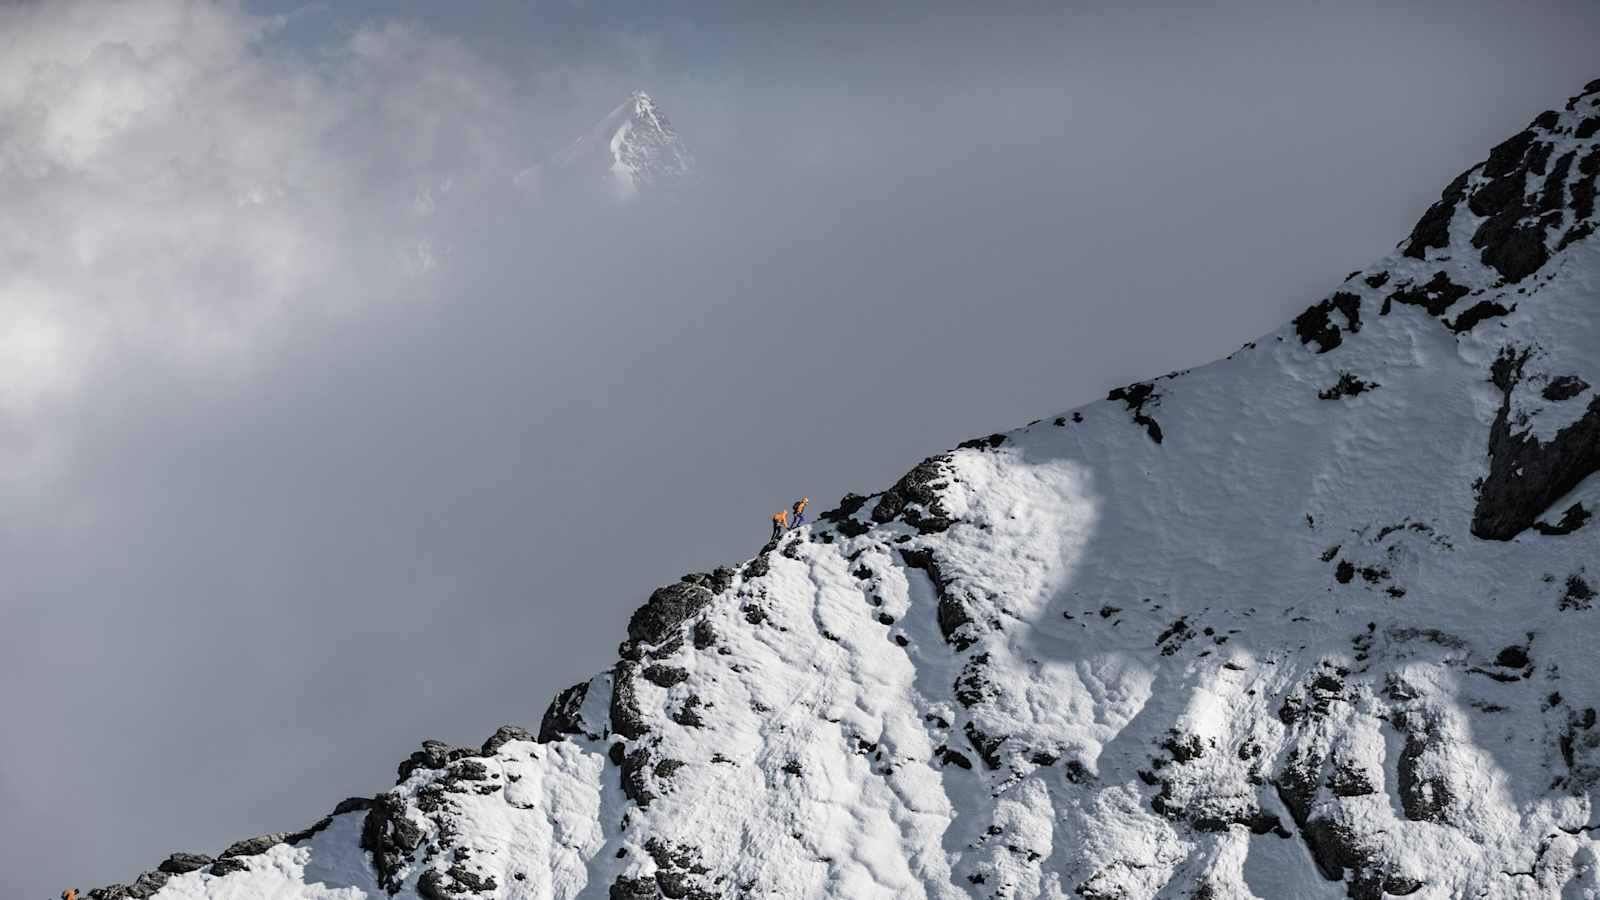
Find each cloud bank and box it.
[0,1,530,472]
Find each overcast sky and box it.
[3,1,1598,896]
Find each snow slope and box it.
[89,78,1600,900]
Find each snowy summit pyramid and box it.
[88,78,1600,900]
[546,90,694,200]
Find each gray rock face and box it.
[480,724,534,755]
[1472,348,1600,540]
[219,832,289,859]
[626,581,714,647]
[207,858,249,877]
[397,739,477,782]
[539,679,592,742]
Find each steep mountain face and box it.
[91,79,1600,900]
[536,90,694,200]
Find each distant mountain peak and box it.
[535,89,694,200]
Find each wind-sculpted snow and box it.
[96,79,1600,899]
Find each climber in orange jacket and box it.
[792,497,809,527]
[63,890,78,900]
[771,509,788,540]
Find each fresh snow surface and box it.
[93,79,1600,900]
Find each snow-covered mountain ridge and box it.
[89,78,1600,899]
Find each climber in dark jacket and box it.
[792,497,809,527]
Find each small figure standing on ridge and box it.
[63,890,78,900]
[771,508,788,540]
[792,497,809,527]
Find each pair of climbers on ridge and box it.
[770,497,809,540]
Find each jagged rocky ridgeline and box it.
[92,78,1600,900]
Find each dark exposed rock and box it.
[540,679,592,743]
[679,567,735,597]
[611,661,649,741]
[628,582,714,648]
[1534,503,1592,536]
[1568,149,1600,230]
[1364,271,1390,288]
[742,553,770,579]
[448,864,497,894]
[1292,292,1362,353]
[332,796,374,816]
[610,875,658,900]
[672,694,706,728]
[285,815,334,846]
[1447,300,1514,333]
[1327,763,1376,798]
[208,858,250,877]
[692,618,717,650]
[964,721,1005,770]
[954,653,993,707]
[158,852,213,874]
[642,665,689,688]
[416,870,453,900]
[1396,715,1453,823]
[1579,117,1600,140]
[1563,574,1596,610]
[621,747,658,807]
[418,864,500,900]
[1161,732,1207,764]
[1155,617,1195,656]
[1318,372,1377,400]
[1335,560,1355,584]
[1483,129,1538,181]
[957,433,1008,451]
[480,725,534,755]
[1540,151,1576,213]
[938,746,974,769]
[873,455,956,532]
[92,871,170,900]
[1107,381,1165,443]
[820,492,869,523]
[1403,171,1470,259]
[1475,213,1549,284]
[398,740,476,783]
[644,838,718,900]
[1495,645,1531,669]
[900,547,975,650]
[1385,272,1470,317]
[445,759,488,783]
[219,833,289,859]
[1543,375,1590,402]
[360,793,422,894]
[1472,347,1600,540]
[618,750,683,809]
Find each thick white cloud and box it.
[0,0,526,438]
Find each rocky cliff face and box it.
[89,78,1600,900]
